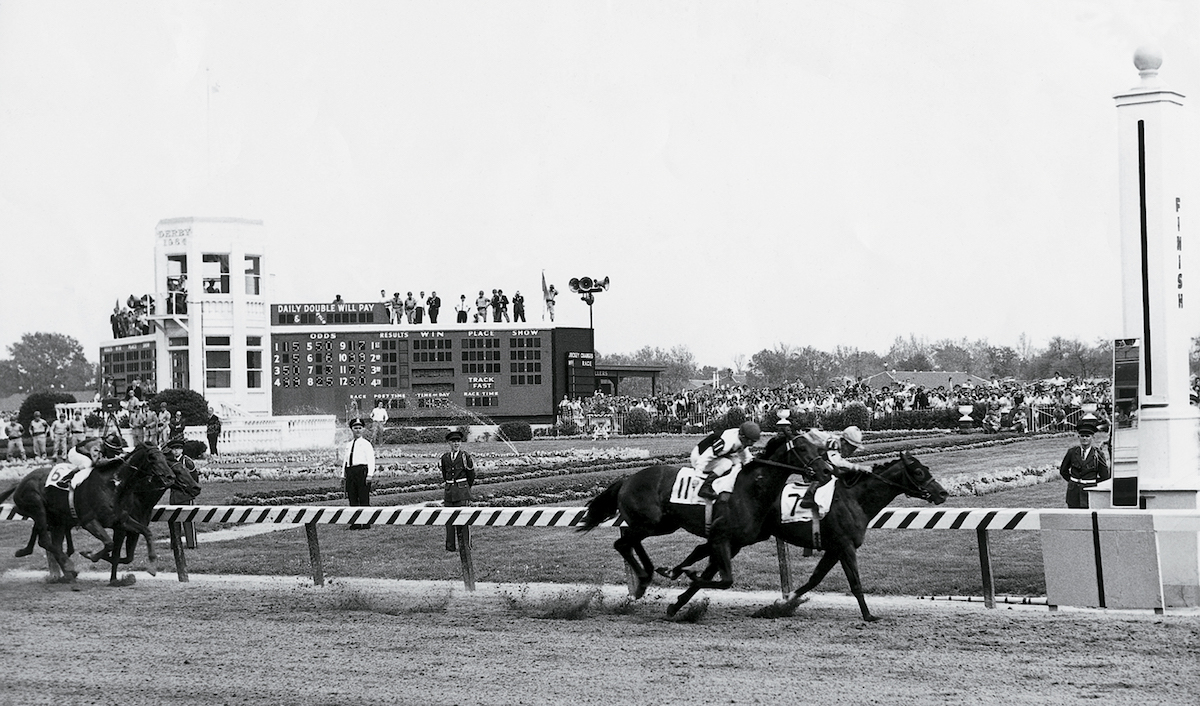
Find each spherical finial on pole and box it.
[1134,45,1163,85]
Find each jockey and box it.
[62,433,126,487]
[798,425,870,509]
[693,421,762,502]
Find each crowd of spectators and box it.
[110,294,155,339]
[566,372,1114,434]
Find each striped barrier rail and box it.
[5,503,1197,609]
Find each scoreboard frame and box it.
[269,304,594,423]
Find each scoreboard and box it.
[269,304,594,422]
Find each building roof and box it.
[863,370,990,390]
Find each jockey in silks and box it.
[692,421,762,532]
[798,425,869,510]
[60,433,126,488]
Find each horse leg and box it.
[107,527,125,584]
[667,561,720,617]
[656,541,712,581]
[120,532,139,565]
[785,547,842,608]
[41,525,76,582]
[681,541,734,590]
[614,529,653,599]
[837,546,877,622]
[15,526,38,557]
[77,520,114,563]
[122,517,157,576]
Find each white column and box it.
[1115,47,1200,508]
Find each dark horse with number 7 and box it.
[661,449,949,620]
[577,434,828,610]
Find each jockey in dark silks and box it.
[692,421,762,532]
[798,426,870,509]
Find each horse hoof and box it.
[109,574,137,587]
[863,614,880,623]
[666,603,680,617]
[145,563,157,577]
[14,548,32,558]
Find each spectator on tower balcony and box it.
[389,293,403,325]
[404,292,417,323]
[456,295,470,323]
[332,294,345,305]
[512,291,525,322]
[427,292,441,324]
[474,291,489,323]
[415,291,426,324]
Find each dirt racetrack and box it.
[1,569,1198,706]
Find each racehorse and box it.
[577,434,828,607]
[0,443,176,582]
[84,449,201,583]
[661,451,948,620]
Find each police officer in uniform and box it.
[440,430,475,551]
[165,436,201,547]
[1059,419,1109,508]
[342,418,375,529]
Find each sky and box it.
[1,0,1199,370]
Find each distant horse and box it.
[0,443,176,582]
[662,451,948,620]
[577,434,828,608]
[85,450,201,583]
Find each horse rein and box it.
[863,456,935,501]
[750,438,826,477]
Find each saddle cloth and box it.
[45,463,90,491]
[779,480,835,524]
[668,467,706,505]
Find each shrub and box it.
[147,389,210,425]
[555,418,581,436]
[377,427,457,445]
[622,408,653,435]
[839,401,872,431]
[18,391,77,429]
[871,409,960,430]
[497,421,532,442]
[84,411,104,429]
[650,416,682,434]
[183,439,208,459]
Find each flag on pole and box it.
[541,270,548,321]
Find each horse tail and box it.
[576,478,623,533]
[0,484,15,504]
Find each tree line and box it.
[599,335,1200,395]
[1,329,1196,399]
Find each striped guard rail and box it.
[3,504,1197,531]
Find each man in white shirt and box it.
[369,402,389,443]
[342,418,376,530]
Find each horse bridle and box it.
[863,454,937,501]
[750,437,827,477]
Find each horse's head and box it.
[874,452,948,505]
[125,443,177,491]
[755,433,832,481]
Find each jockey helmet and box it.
[738,421,762,443]
[101,433,125,456]
[841,426,865,450]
